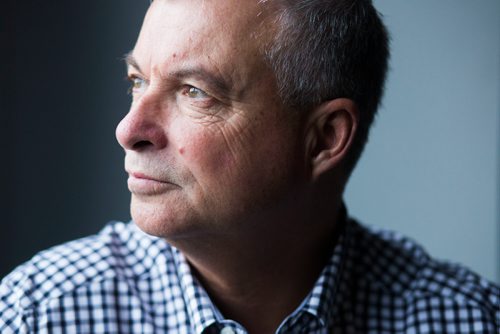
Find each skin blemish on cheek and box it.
[172,53,176,58]
[179,147,185,155]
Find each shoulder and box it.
[344,220,500,332]
[0,221,173,332]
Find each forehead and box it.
[133,0,274,77]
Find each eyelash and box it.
[181,86,210,99]
[125,75,216,108]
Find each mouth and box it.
[127,172,178,196]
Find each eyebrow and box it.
[123,51,233,97]
[168,67,233,97]
[123,51,143,74]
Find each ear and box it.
[305,98,358,180]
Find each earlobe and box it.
[306,98,358,180]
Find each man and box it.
[1,0,498,333]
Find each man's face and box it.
[116,0,305,239]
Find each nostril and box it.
[133,140,153,150]
[116,111,168,150]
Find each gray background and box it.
[346,0,499,283]
[2,1,499,283]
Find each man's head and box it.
[116,0,389,240]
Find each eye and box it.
[132,77,144,89]
[185,86,209,99]
[179,85,217,110]
[127,75,147,95]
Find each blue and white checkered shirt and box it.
[1,219,499,333]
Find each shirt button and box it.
[220,326,236,334]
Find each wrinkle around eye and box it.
[182,102,226,122]
[177,85,220,110]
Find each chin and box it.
[130,195,201,240]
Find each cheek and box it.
[174,126,234,182]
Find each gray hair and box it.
[263,0,390,173]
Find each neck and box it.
[170,197,345,334]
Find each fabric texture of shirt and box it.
[1,219,499,334]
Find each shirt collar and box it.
[300,219,351,328]
[172,247,223,334]
[171,206,352,334]
[279,212,352,332]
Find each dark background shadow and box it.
[1,0,149,277]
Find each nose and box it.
[116,97,168,151]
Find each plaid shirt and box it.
[1,219,499,333]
